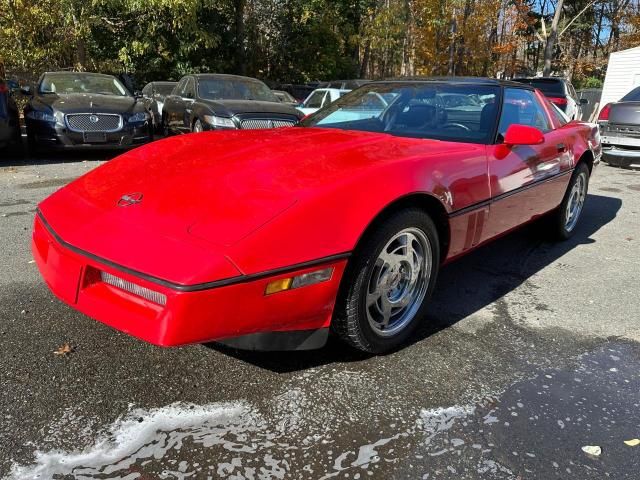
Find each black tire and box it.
[162,116,170,137]
[332,208,440,353]
[26,133,41,157]
[549,162,590,240]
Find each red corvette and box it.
[33,78,601,353]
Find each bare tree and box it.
[542,0,564,76]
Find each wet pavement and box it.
[1,152,639,479]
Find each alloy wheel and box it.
[365,228,432,337]
[565,171,587,232]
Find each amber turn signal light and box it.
[264,267,334,295]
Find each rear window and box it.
[515,79,565,96]
[621,86,640,102]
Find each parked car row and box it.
[2,69,367,154]
[1,71,313,153]
[10,70,638,174]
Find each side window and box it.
[322,92,334,107]
[548,101,569,126]
[182,78,195,99]
[174,78,187,97]
[306,91,326,109]
[498,88,551,137]
[142,84,151,96]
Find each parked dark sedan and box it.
[24,72,153,150]
[141,81,177,131]
[513,77,587,120]
[0,76,21,152]
[598,86,640,168]
[162,74,302,134]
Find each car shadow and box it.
[206,193,622,372]
[0,135,150,166]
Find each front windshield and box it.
[154,83,176,96]
[198,78,277,102]
[301,83,500,144]
[39,73,129,96]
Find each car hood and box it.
[201,99,301,118]
[39,127,470,283]
[32,93,141,114]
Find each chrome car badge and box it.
[89,115,99,123]
[117,192,143,207]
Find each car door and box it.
[567,83,580,120]
[482,87,572,240]
[164,78,187,134]
[180,77,196,132]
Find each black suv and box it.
[0,67,21,151]
[513,77,586,121]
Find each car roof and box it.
[42,71,116,78]
[514,77,566,84]
[191,74,265,83]
[373,76,533,89]
[313,88,350,93]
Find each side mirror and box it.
[503,124,544,146]
[20,86,32,96]
[579,98,589,105]
[134,90,143,98]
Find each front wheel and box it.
[192,119,204,133]
[332,209,440,353]
[550,162,590,240]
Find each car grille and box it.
[239,118,296,129]
[66,113,122,132]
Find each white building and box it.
[600,46,640,111]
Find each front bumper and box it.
[26,119,152,150]
[32,213,348,349]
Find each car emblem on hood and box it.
[89,115,99,123]
[117,192,143,207]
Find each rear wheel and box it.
[550,162,590,240]
[332,209,440,353]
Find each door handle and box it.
[556,143,566,152]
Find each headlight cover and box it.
[26,110,56,122]
[203,115,236,129]
[128,112,149,123]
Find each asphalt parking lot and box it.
[1,150,639,479]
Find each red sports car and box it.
[33,78,601,353]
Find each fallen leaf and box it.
[582,445,601,456]
[53,343,75,356]
[624,439,640,447]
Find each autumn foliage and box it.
[1,0,639,87]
